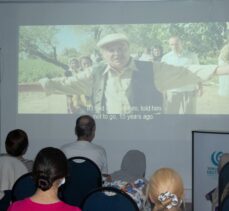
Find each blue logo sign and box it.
[207,151,223,177]
[211,151,223,166]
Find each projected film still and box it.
[18,23,229,117]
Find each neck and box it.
[78,136,91,142]
[174,49,182,55]
[31,186,59,204]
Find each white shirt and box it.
[61,140,108,174]
[0,155,28,199]
[218,59,229,96]
[104,60,137,114]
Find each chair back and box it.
[219,162,229,210]
[81,187,139,211]
[60,156,102,207]
[0,190,12,211]
[11,172,36,201]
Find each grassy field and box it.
[18,92,67,114]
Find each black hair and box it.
[32,147,68,191]
[5,129,28,157]
[151,44,163,53]
[75,115,96,138]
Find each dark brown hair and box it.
[32,147,68,191]
[5,129,28,157]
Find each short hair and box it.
[147,168,184,211]
[5,129,28,157]
[32,147,68,191]
[75,115,96,138]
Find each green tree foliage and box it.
[20,26,68,70]
[19,58,63,83]
[19,22,229,83]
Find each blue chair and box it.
[81,187,139,211]
[0,190,12,211]
[60,156,102,207]
[11,172,36,201]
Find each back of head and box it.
[32,147,68,191]
[120,150,146,179]
[5,129,28,157]
[75,115,96,140]
[147,168,184,211]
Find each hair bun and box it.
[38,175,51,191]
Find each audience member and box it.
[4,129,33,171]
[206,153,229,211]
[105,150,147,210]
[61,115,108,174]
[0,157,28,210]
[7,147,81,211]
[0,129,32,204]
[147,168,184,211]
[111,149,146,182]
[0,129,33,203]
[161,36,200,114]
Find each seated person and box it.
[105,150,147,210]
[147,168,184,211]
[7,147,81,211]
[0,129,32,208]
[0,156,28,210]
[61,115,108,175]
[206,153,229,211]
[4,129,33,171]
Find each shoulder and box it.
[89,143,106,156]
[8,198,29,210]
[91,142,106,151]
[0,155,28,170]
[61,142,76,149]
[161,52,172,60]
[21,159,34,172]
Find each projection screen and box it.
[1,0,229,203]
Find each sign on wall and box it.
[192,131,229,211]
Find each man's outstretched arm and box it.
[39,69,93,96]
